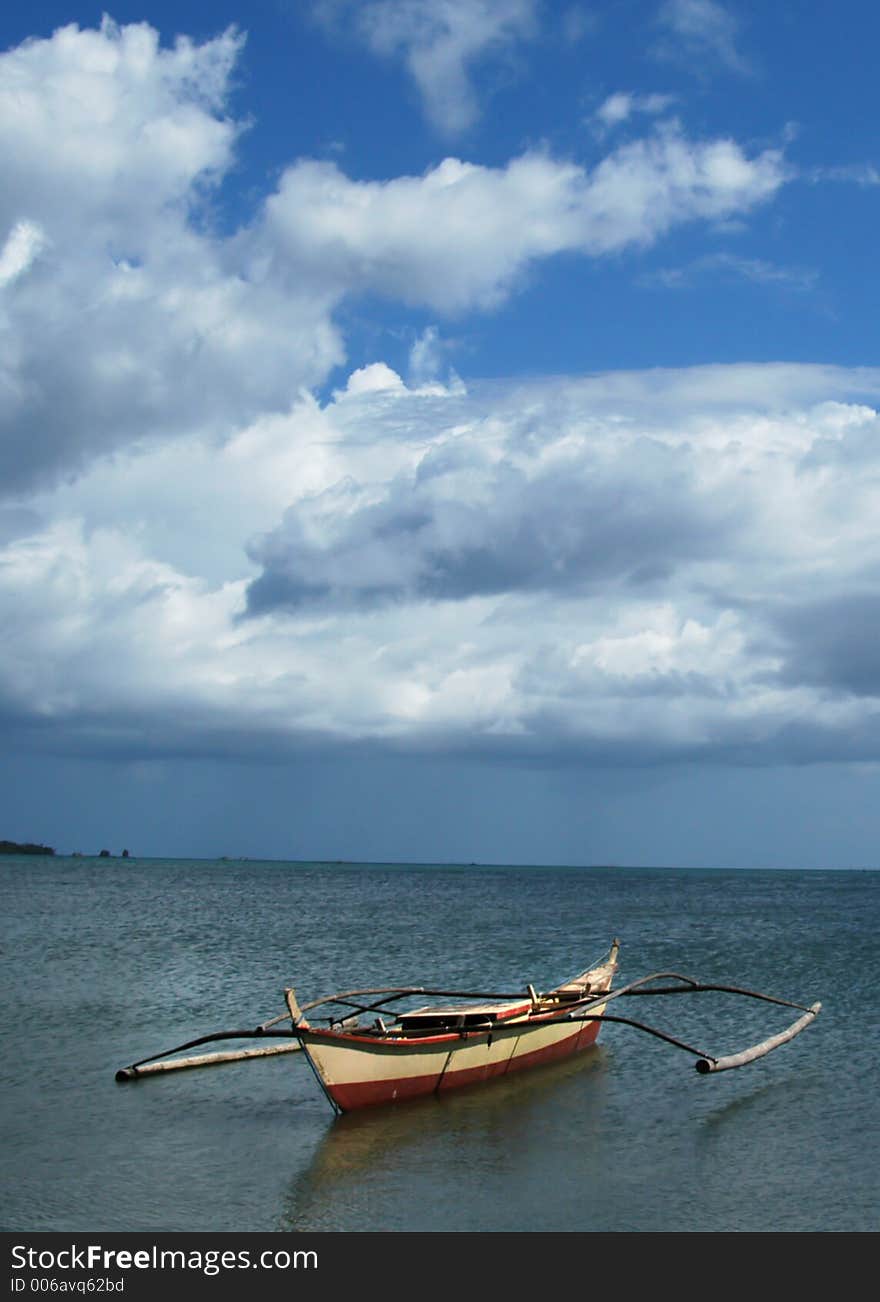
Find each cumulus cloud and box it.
[243,370,880,619]
[0,18,787,498]
[263,132,786,312]
[244,402,733,612]
[4,16,876,778]
[0,17,241,237]
[0,18,344,495]
[310,0,538,133]
[236,369,880,764]
[5,364,880,768]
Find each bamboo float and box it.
[115,1015,301,1082]
[695,1001,822,1074]
[115,1039,302,1080]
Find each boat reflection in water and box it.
[280,1044,611,1232]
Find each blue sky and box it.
[2,1,879,866]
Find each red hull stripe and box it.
[325,1021,601,1112]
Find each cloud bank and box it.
[3,18,878,781]
[4,362,880,771]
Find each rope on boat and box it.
[556,938,619,992]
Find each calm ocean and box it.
[1,857,877,1233]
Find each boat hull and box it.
[299,1005,606,1112]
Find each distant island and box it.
[0,839,55,856]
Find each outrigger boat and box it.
[116,941,821,1114]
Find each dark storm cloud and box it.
[772,592,880,697]
[245,437,742,614]
[0,506,42,545]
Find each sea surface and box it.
[1,857,877,1233]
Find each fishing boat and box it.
[116,940,821,1115]
[287,943,621,1112]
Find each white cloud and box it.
[0,18,788,499]
[263,131,786,312]
[657,0,749,74]
[643,251,818,292]
[5,364,880,769]
[4,17,873,777]
[0,515,247,732]
[339,362,407,397]
[593,91,676,132]
[0,19,344,494]
[0,17,241,236]
[312,0,538,133]
[0,220,47,288]
[807,164,880,187]
[408,327,459,388]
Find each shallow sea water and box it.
[1,858,876,1232]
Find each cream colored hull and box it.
[299,1001,607,1112]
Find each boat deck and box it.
[397,998,532,1030]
